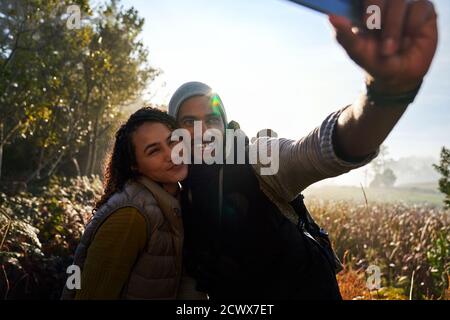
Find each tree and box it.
[370,168,397,188]
[369,145,397,188]
[433,147,450,209]
[0,0,158,184]
[80,0,158,176]
[0,0,91,181]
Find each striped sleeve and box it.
[252,106,379,201]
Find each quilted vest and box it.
[61,176,184,299]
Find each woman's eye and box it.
[147,149,159,156]
[183,119,194,126]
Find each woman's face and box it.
[132,122,188,184]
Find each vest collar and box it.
[136,176,183,236]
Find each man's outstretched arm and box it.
[331,0,438,161]
[253,1,438,201]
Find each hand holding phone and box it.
[288,0,438,96]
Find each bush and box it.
[0,176,103,299]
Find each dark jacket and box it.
[181,160,342,299]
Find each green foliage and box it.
[426,231,450,298]
[0,176,102,299]
[0,0,158,182]
[433,146,450,209]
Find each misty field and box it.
[1,177,449,300]
[305,184,445,207]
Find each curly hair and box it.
[94,107,177,212]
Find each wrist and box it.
[366,76,423,95]
[365,77,423,106]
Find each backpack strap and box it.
[289,194,344,274]
[289,194,320,234]
[216,165,224,253]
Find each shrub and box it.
[0,176,102,299]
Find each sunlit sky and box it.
[117,0,449,185]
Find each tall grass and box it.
[308,198,449,299]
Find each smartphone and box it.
[287,0,362,25]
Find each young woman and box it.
[61,107,204,299]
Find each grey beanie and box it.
[168,81,228,125]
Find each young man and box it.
[168,0,438,299]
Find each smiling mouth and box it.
[167,164,181,171]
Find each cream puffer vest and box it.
[61,176,184,299]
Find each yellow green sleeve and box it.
[75,207,147,299]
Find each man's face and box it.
[177,95,225,155]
